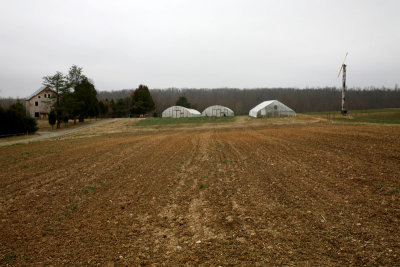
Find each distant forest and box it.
[2,87,399,116]
[97,87,400,115]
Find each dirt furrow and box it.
[1,121,399,265]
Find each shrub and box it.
[48,109,56,129]
[0,102,38,136]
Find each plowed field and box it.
[1,118,400,265]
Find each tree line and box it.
[43,66,155,128]
[43,65,104,128]
[97,87,400,116]
[1,85,399,132]
[0,66,157,135]
[96,85,155,118]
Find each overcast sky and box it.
[1,0,399,98]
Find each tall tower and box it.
[341,64,347,115]
[338,53,348,115]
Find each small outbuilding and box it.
[249,100,296,118]
[202,105,234,117]
[162,106,201,118]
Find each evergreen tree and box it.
[62,92,81,124]
[130,85,155,116]
[66,65,87,123]
[110,99,115,113]
[98,101,108,118]
[111,98,129,117]
[48,109,56,129]
[42,72,68,128]
[67,65,85,88]
[0,101,37,135]
[43,65,91,125]
[73,77,99,122]
[176,96,192,108]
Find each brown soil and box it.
[1,119,399,265]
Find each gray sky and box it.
[1,0,399,98]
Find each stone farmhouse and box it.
[25,86,56,119]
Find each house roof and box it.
[25,86,55,100]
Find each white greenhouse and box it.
[249,100,296,118]
[202,105,234,117]
[162,106,201,118]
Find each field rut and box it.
[0,122,399,265]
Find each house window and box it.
[43,94,46,98]
[35,112,39,118]
[38,96,41,98]
[35,101,38,106]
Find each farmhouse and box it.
[202,105,234,117]
[25,86,56,119]
[162,106,201,118]
[249,100,296,118]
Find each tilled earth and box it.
[1,120,400,265]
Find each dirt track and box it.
[1,119,400,265]
[0,119,116,147]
